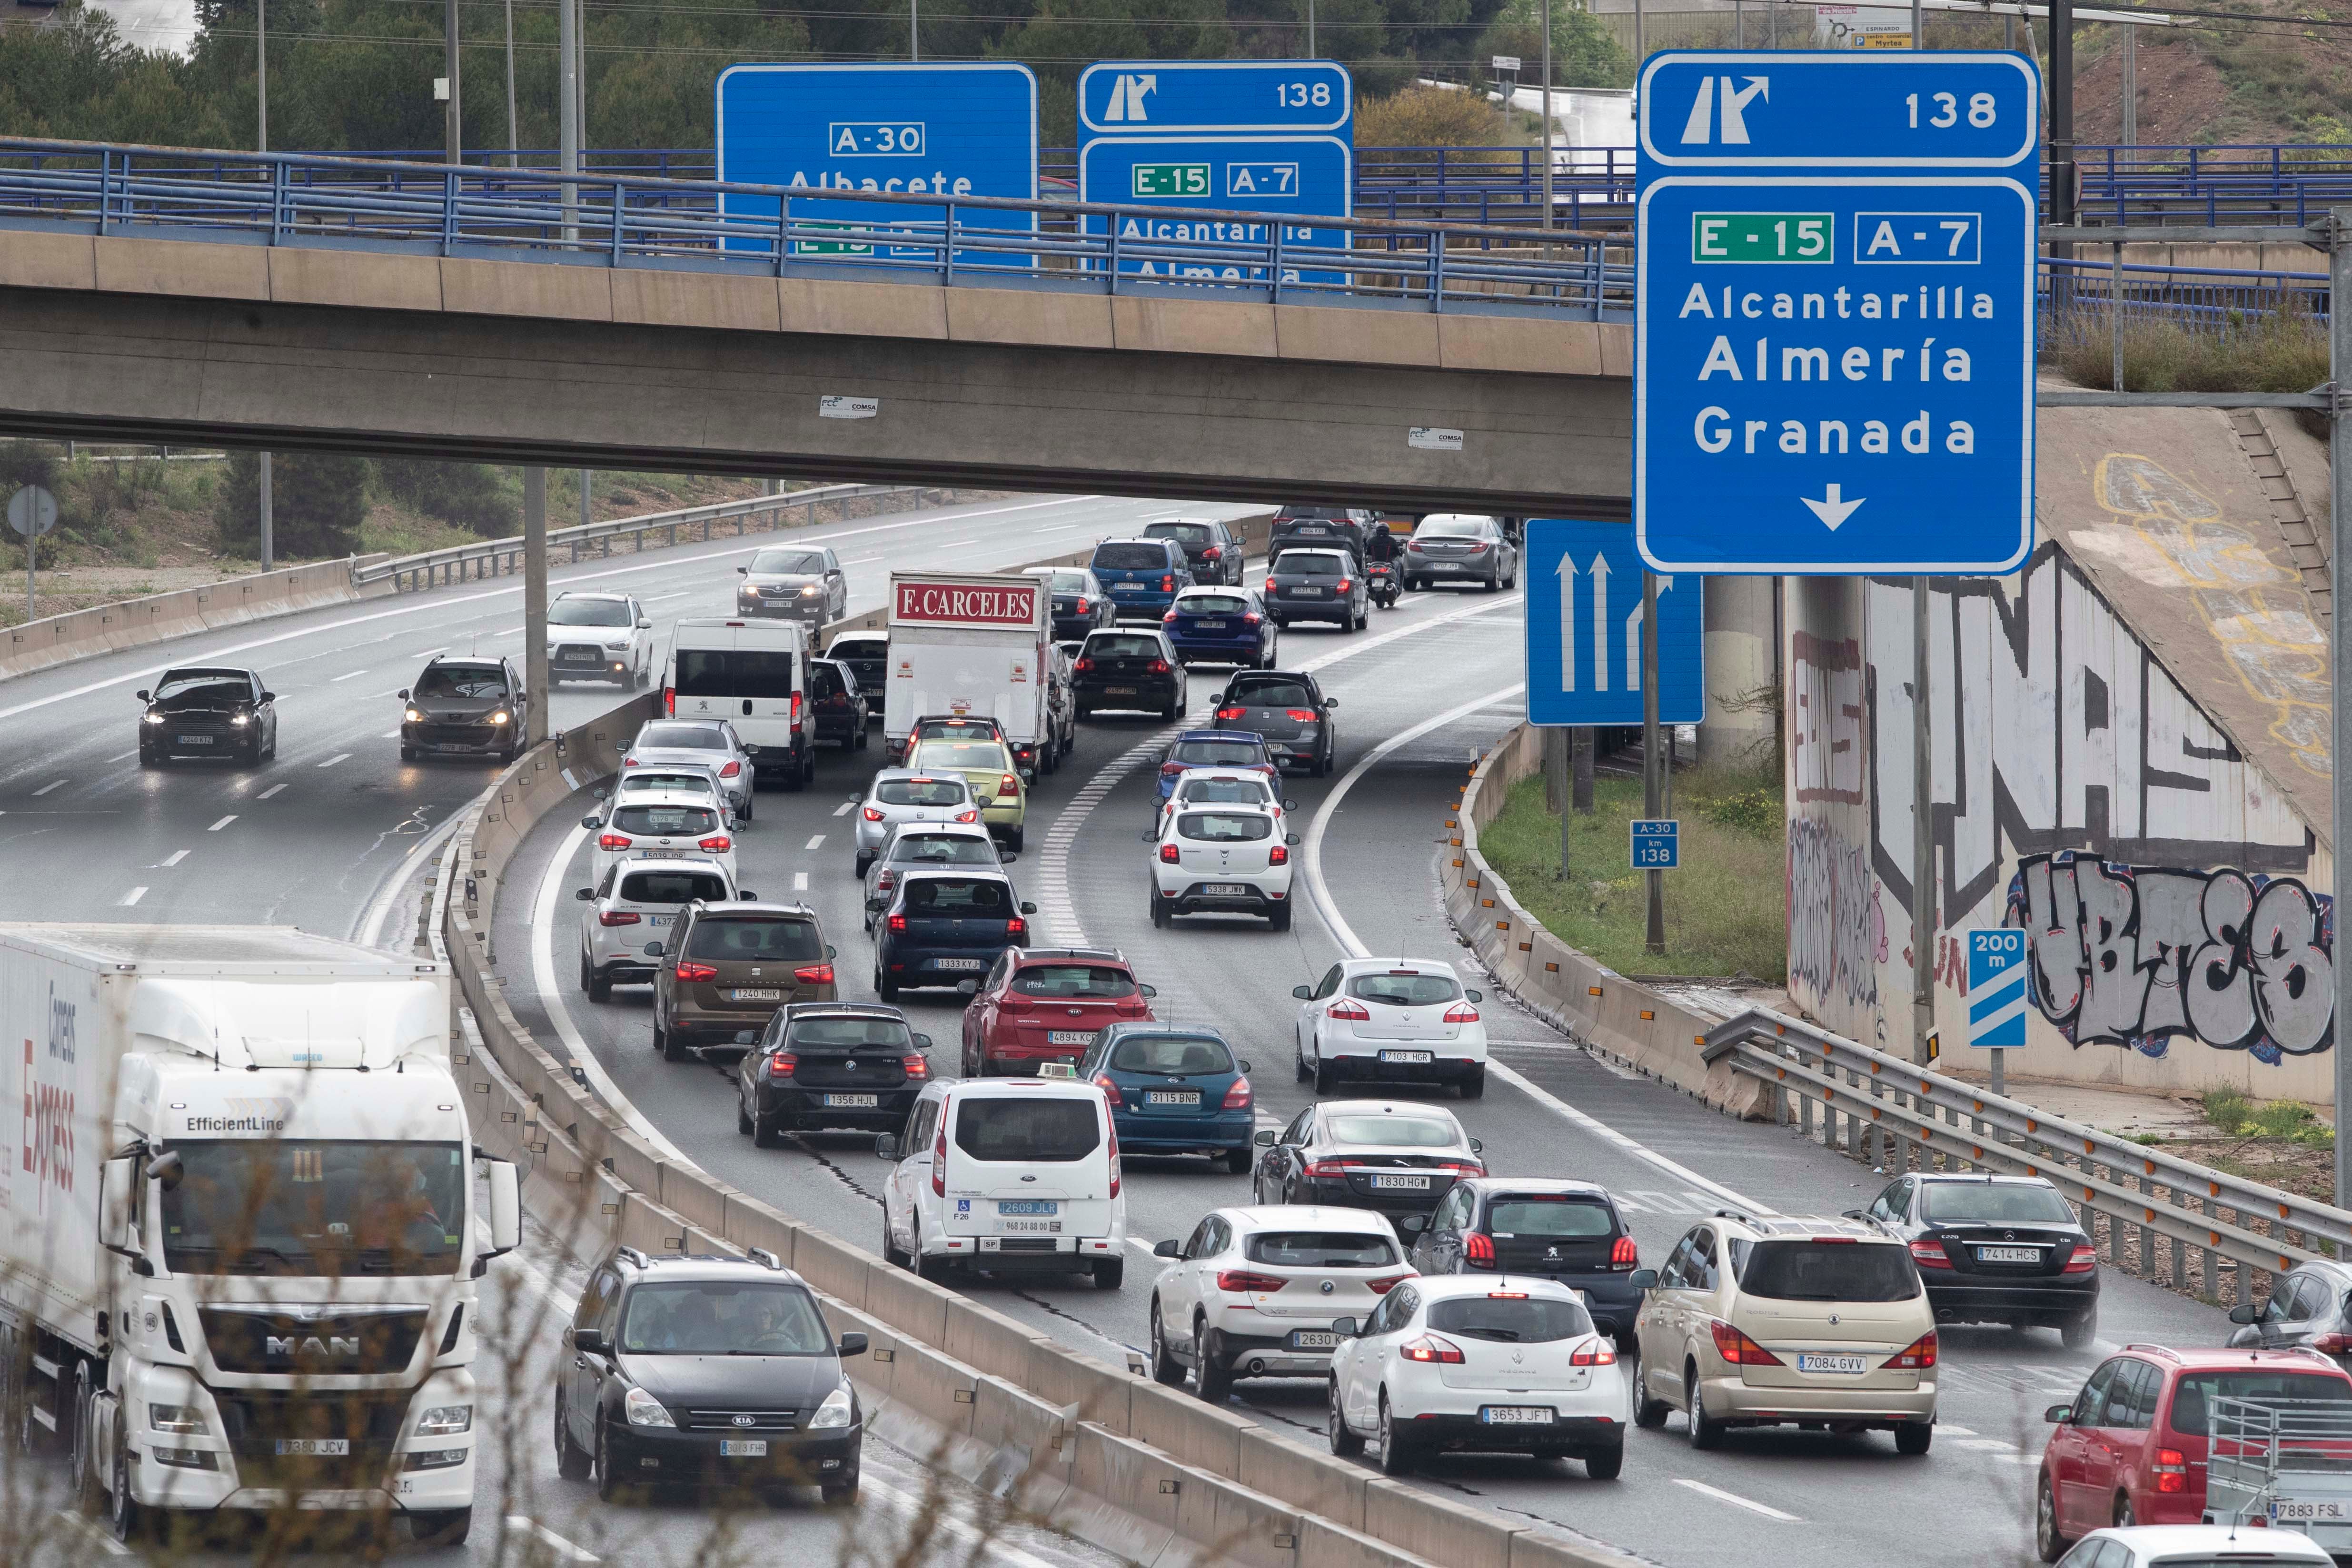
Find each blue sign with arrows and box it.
[1967,928,2029,1048]
[1633,51,2039,576]
[1523,518,1705,728]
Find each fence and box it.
[2037,255,2330,338]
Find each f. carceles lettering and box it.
[892,582,1038,626]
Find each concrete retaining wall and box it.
[0,554,392,681]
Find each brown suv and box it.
[649,901,837,1060]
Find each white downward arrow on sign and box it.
[1801,484,1867,530]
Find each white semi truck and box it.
[0,924,518,1545]
[883,572,1056,775]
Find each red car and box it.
[960,947,1156,1077]
[2037,1345,2352,1560]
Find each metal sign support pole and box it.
[443,0,461,163]
[1912,575,1937,1068]
[1643,570,1664,957]
[23,530,31,624]
[525,466,549,745]
[579,470,592,529]
[558,0,579,244]
[1573,727,1593,814]
[1540,0,1552,233]
[259,453,273,571]
[2330,207,2351,1206]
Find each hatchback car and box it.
[1155,769,1291,833]
[1251,1100,1484,1221]
[807,659,870,752]
[873,870,1035,1000]
[735,545,847,624]
[584,791,738,888]
[960,947,1157,1078]
[1329,1277,1626,1479]
[736,1002,932,1143]
[1630,1212,1937,1453]
[577,858,742,1002]
[1212,671,1338,776]
[1405,515,1519,593]
[1266,548,1368,632]
[1152,804,1299,930]
[1073,629,1187,720]
[2230,1260,2352,1363]
[2050,1528,2332,1568]
[1024,566,1116,641]
[850,772,979,877]
[824,632,889,715]
[1089,537,1193,620]
[1270,506,1375,565]
[1293,958,1490,1098]
[1082,1023,1252,1172]
[1857,1172,2099,1346]
[1164,587,1276,669]
[547,590,653,687]
[649,901,837,1059]
[860,822,1006,931]
[1409,1179,1643,1344]
[613,766,733,832]
[1149,1206,1408,1399]
[622,719,755,821]
[554,1248,865,1505]
[1144,518,1243,586]
[906,734,1027,850]
[139,666,278,766]
[1153,731,1277,822]
[401,655,527,763]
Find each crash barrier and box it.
[0,552,392,682]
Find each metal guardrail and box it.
[355,481,925,592]
[1702,1005,2352,1307]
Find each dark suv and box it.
[400,655,527,763]
[649,901,837,1060]
[735,1002,933,1142]
[1406,1178,1643,1343]
[1143,519,1242,586]
[808,659,869,752]
[554,1246,866,1504]
[1270,506,1373,566]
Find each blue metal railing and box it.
[2037,255,2328,335]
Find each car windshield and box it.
[1735,1241,1921,1302]
[611,805,718,838]
[1086,635,1163,659]
[1147,523,1211,545]
[1093,543,1169,570]
[414,666,506,700]
[1179,778,1272,805]
[790,1017,913,1049]
[750,549,825,574]
[1348,972,1462,1007]
[1419,517,1493,539]
[674,649,796,700]
[877,777,969,806]
[1428,1295,1592,1343]
[1178,811,1272,843]
[890,834,996,866]
[911,740,1011,773]
[903,878,1011,914]
[1107,1033,1232,1074]
[1280,552,1350,577]
[635,723,727,752]
[160,1140,466,1276]
[1325,1115,1459,1148]
[1244,1231,1398,1268]
[684,918,823,962]
[1920,1182,2079,1225]
[2168,1371,2352,1437]
[622,772,717,797]
[549,598,632,627]
[617,869,731,904]
[1014,964,1136,999]
[1171,740,1263,768]
[1486,1197,1615,1238]
[1277,509,1345,524]
[1229,679,1315,709]
[1180,595,1251,615]
[913,719,1000,741]
[154,670,250,700]
[1043,571,1091,592]
[617,1281,831,1355]
[953,1097,1101,1162]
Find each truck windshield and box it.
[160,1140,467,1276]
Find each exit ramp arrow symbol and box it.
[1800,484,1867,530]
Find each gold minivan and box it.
[1630,1212,1939,1454]
[648,901,837,1061]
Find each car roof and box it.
[687,899,818,917]
[933,1076,1107,1102]
[612,1250,811,1286]
[1017,946,1128,964]
[609,857,734,879]
[1094,536,1168,547]
[637,718,728,734]
[783,1002,906,1022]
[1100,1021,1226,1041]
[884,822,993,843]
[2089,1525,2332,1561]
[1710,1213,1895,1243]
[555,589,629,601]
[1173,730,1265,745]
[1175,770,1276,786]
[1339,956,1461,975]
[159,665,255,677]
[870,767,966,783]
[897,866,1012,884]
[426,655,503,670]
[2106,1344,2350,1373]
[1410,1274,1589,1302]
[1459,1177,1613,1199]
[1913,1172,2058,1187]
[1174,584,1249,596]
[1315,1102,1466,1131]
[1220,1204,1394,1231]
[610,788,724,809]
[1418,513,1500,527]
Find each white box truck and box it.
[883,573,1057,776]
[0,924,518,1545]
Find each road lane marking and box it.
[318,753,351,768]
[159,850,189,867]
[412,647,448,659]
[105,750,138,763]
[380,728,403,738]
[207,815,237,832]
[1671,1479,1799,1521]
[119,887,146,906]
[794,872,809,891]
[257,783,287,798]
[31,779,64,795]
[944,537,981,546]
[638,591,692,602]
[805,834,825,850]
[357,810,468,949]
[833,801,854,815]
[503,1518,599,1563]
[330,668,371,682]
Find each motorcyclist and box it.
[1363,525,1399,567]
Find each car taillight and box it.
[598,833,633,851]
[1442,1002,1478,1023]
[1571,1340,1618,1367]
[1303,1159,1350,1178]
[1106,1117,1121,1198]
[1075,597,1090,614]
[1075,657,1093,672]
[1269,845,1288,865]
[674,961,719,982]
[1217,707,1245,720]
[2154,1448,2188,1492]
[1407,542,1424,553]
[1464,1232,1495,1267]
[1242,612,1261,625]
[1285,709,1319,722]
[1221,1074,1252,1111]
[953,808,978,823]
[1438,1161,1486,1177]
[932,1115,947,1197]
[768,1054,794,1080]
[1160,575,1174,591]
[1335,578,1352,592]
[597,909,642,927]
[699,835,733,852]
[999,773,1020,798]
[1216,1270,1288,1293]
[1162,611,1178,624]
[1467,542,1491,554]
[1202,546,1222,560]
[791,692,802,722]
[1327,999,1370,1021]
[1159,844,1180,863]
[1610,1234,1639,1270]
[903,1054,930,1079]
[2064,1244,2098,1274]
[887,914,907,933]
[1910,1239,1954,1270]
[1149,659,1170,675]
[1092,1073,1123,1107]
[622,757,637,768]
[1006,916,1026,938]
[794,963,834,986]
[1887,1330,1938,1371]
[663,688,674,715]
[1366,1273,1412,1296]
[877,870,896,891]
[1401,1335,1465,1364]
[859,805,885,822]
[1708,1321,1784,1366]
[719,760,742,778]
[1161,761,1186,776]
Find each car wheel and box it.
[1686,1366,1721,1450]
[915,1222,953,1283]
[854,854,873,880]
[878,969,900,1002]
[1459,1066,1486,1100]
[2111,1492,2133,1527]
[737,1091,754,1135]
[820,1473,859,1507]
[2060,1309,2097,1350]
[1151,893,1171,929]
[1328,1379,1364,1457]
[784,755,806,793]
[1268,904,1291,933]
[1896,1421,1934,1456]
[1632,1353,1670,1429]
[2034,1476,2068,1563]
[1375,1395,1417,1476]
[1221,1145,1251,1175]
[737,792,753,824]
[109,1428,147,1543]
[1583,1442,1624,1481]
[1092,1257,1123,1290]
[882,1209,909,1270]
[1295,1043,1312,1083]
[585,963,611,1004]
[1150,1301,1188,1386]
[398,745,415,762]
[660,1021,689,1062]
[554,1392,593,1480]
[1005,825,1024,852]
[1193,1320,1231,1402]
[1314,1059,1337,1095]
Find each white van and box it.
[877,1076,1128,1290]
[663,617,814,790]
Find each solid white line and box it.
[638,591,692,603]
[793,871,810,891]
[503,1517,600,1564]
[119,886,146,907]
[380,728,403,739]
[30,779,63,795]
[256,783,287,799]
[317,753,351,768]
[944,536,981,546]
[1671,1479,1800,1522]
[105,750,138,763]
[804,834,825,850]
[207,815,237,832]
[329,667,371,682]
[832,800,854,816]
[357,811,469,950]
[159,850,189,867]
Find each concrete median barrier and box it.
[0,554,393,684]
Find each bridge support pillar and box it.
[525,465,548,745]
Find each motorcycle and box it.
[1365,559,1401,609]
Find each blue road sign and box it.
[1523,519,1704,727]
[715,64,1037,265]
[1631,820,1681,870]
[1967,928,2028,1048]
[1079,60,1352,135]
[1633,52,2039,576]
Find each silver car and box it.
[612,763,733,828]
[735,544,847,624]
[620,718,754,820]
[859,822,1007,933]
[852,769,980,877]
[581,787,739,887]
[576,857,744,1002]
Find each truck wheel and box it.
[109,1431,147,1543]
[410,1508,473,1545]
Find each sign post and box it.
[1965,927,2028,1094]
[7,484,57,624]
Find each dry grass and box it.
[2042,307,2328,398]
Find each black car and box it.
[1072,629,1188,720]
[1250,1099,1484,1222]
[1144,519,1243,586]
[554,1247,866,1504]
[873,870,1035,1000]
[139,666,278,766]
[1854,1172,2100,1346]
[1025,567,1116,641]
[1211,670,1337,776]
[824,633,888,717]
[736,1002,932,1141]
[1270,506,1373,566]
[1265,548,1367,632]
[1407,1178,1643,1344]
[400,655,528,763]
[807,659,869,752]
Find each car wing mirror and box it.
[1285,833,1302,846]
[1324,697,1339,709]
[572,1328,609,1356]
[1394,1213,1429,1239]
[1153,1240,1182,1258]
[1465,989,1482,1002]
[2230,1302,2264,1325]
[574,887,595,902]
[1019,902,1038,915]
[1330,1317,1359,1338]
[2044,1403,2075,1424]
[1628,1269,1658,1290]
[735,890,758,901]
[913,1034,933,1051]
[826,944,837,959]
[1469,1139,1483,1155]
[955,979,979,996]
[1236,1059,1252,1074]
[136,689,151,702]
[875,1134,900,1160]
[397,688,411,702]
[1284,800,1299,811]
[1139,984,1157,999]
[1001,852,1019,864]
[643,942,666,958]
[736,565,749,575]
[1253,1130,1276,1146]
[1291,985,1312,1000]
[581,816,602,830]
[837,1332,868,1358]
[615,738,629,753]
[259,690,275,703]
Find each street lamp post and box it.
[258,0,273,572]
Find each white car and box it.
[575,857,741,1001]
[1151,804,1297,932]
[546,590,653,686]
[1155,768,1292,832]
[1146,1206,1414,1401]
[582,789,738,887]
[1328,1275,1627,1479]
[1293,957,1490,1099]
[622,717,755,821]
[852,770,981,877]
[612,764,733,827]
[860,822,1005,932]
[2054,1529,2332,1568]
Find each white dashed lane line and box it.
[804,834,826,850]
[207,815,237,832]
[119,887,146,906]
[330,668,371,682]
[833,801,854,816]
[1672,1479,1801,1522]
[158,850,189,867]
[31,779,63,795]
[257,783,287,799]
[317,753,351,768]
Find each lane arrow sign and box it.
[1589,552,1610,693]
[1800,484,1867,530]
[1557,553,1578,692]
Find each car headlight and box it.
[414,1404,472,1436]
[798,585,818,597]
[229,714,250,726]
[405,707,423,723]
[149,1402,208,1435]
[488,711,511,725]
[624,1387,675,1428]
[606,641,631,652]
[808,1386,854,1430]
[142,712,164,725]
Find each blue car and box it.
[1164,586,1276,669]
[1090,537,1194,621]
[1153,730,1278,822]
[1078,1023,1254,1172]
[873,869,1033,1000]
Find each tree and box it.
[1474,0,1631,91]
[213,450,369,557]
[376,459,515,536]
[1355,82,1514,158]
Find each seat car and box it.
[1164,586,1277,669]
[553,1247,866,1505]
[860,822,1007,932]
[138,666,278,765]
[1250,1101,1484,1222]
[1022,566,1116,641]
[876,1075,1128,1289]
[2229,1260,2352,1367]
[1152,731,1277,822]
[873,870,1035,1001]
[583,791,738,887]
[824,632,889,717]
[735,544,848,624]
[850,771,979,877]
[807,659,870,752]
[576,859,742,1002]
[1211,671,1338,776]
[2050,1528,2332,1568]
[1405,515,1519,593]
[648,901,837,1060]
[400,656,527,763]
[1292,958,1490,1097]
[1265,548,1368,631]
[1073,629,1188,720]
[1151,804,1299,930]
[1408,1179,1643,1345]
[735,1002,932,1143]
[1328,1277,1627,1479]
[621,719,755,822]
[1082,1024,1252,1172]
[1856,1172,2099,1347]
[905,733,1027,850]
[1629,1212,1938,1454]
[1143,518,1243,585]
[546,590,654,687]
[959,948,1156,1078]
[612,765,734,829]
[1089,537,1193,621]
[1147,1206,1409,1399]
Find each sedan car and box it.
[906,734,1028,850]
[2048,1529,2332,1568]
[1859,1172,2100,1347]
[1144,518,1243,586]
[825,632,889,716]
[1211,671,1338,776]
[1152,804,1298,931]
[649,901,837,1060]
[860,823,1006,932]
[401,655,527,763]
[1329,1278,1626,1479]
[1293,958,1489,1098]
[1164,587,1276,669]
[546,590,653,687]
[851,771,979,877]
[577,858,741,1002]
[584,790,738,888]
[621,719,754,821]
[1089,537,1193,621]
[959,947,1156,1078]
[1073,629,1188,720]
[1251,1100,1485,1221]
[1405,515,1518,593]
[1082,1023,1252,1171]
[735,544,847,624]
[139,666,278,766]
[808,659,870,752]
[1152,731,1277,824]
[1408,1179,1643,1344]
[736,1002,932,1143]
[1148,1206,1409,1399]
[1023,566,1116,641]
[1265,548,1367,632]
[613,764,733,829]
[2229,1258,2352,1366]
[873,871,1034,1001]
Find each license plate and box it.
[1145,1090,1201,1105]
[1203,883,1251,896]
[1288,1330,1340,1350]
[565,653,599,664]
[647,914,672,927]
[999,1200,1060,1216]
[1480,1407,1555,1426]
[1371,1174,1431,1190]
[732,988,783,1002]
[1196,619,1227,629]
[1380,1049,1434,1064]
[1975,1246,2041,1263]
[933,957,985,971]
[823,1093,879,1108]
[720,1439,769,1458]
[1107,686,1138,695]
[1113,584,1141,592]
[1293,586,1326,595]
[1048,1031,1095,1045]
[178,734,214,745]
[1429,562,1461,572]
[274,1439,349,1456]
[2274,1501,2346,1521]
[1797,1353,1869,1375]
